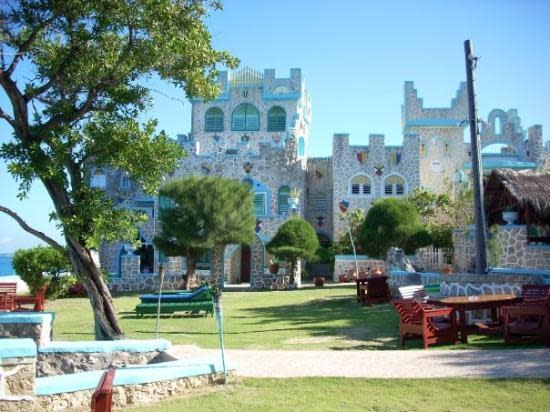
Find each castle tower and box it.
[402,81,468,193]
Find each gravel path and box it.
[167,346,550,379]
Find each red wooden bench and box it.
[502,287,550,346]
[0,282,17,311]
[392,299,458,349]
[521,284,550,304]
[15,285,48,311]
[90,368,116,412]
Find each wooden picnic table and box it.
[427,294,522,343]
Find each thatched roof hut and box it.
[484,168,550,227]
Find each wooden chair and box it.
[521,284,550,304]
[15,285,48,311]
[364,275,391,306]
[90,368,116,412]
[392,299,458,349]
[0,282,17,311]
[502,287,550,346]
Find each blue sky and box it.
[1,0,549,253]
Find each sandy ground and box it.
[167,345,550,379]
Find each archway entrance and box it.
[240,245,251,283]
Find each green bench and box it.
[135,300,214,317]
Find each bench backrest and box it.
[521,284,550,304]
[0,282,17,294]
[366,275,389,298]
[91,368,116,412]
[398,285,427,301]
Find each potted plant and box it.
[269,256,280,274]
[288,188,301,209]
[502,208,518,225]
[314,275,325,287]
[440,264,453,275]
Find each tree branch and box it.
[0,205,66,254]
[0,105,16,128]
[5,13,59,76]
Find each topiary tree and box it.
[12,246,73,299]
[358,198,433,258]
[266,218,319,286]
[154,176,255,289]
[0,0,237,339]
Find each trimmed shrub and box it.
[12,246,74,299]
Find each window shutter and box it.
[253,193,266,216]
[278,186,290,214]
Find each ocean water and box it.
[0,254,14,276]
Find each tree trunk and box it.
[184,252,197,290]
[289,258,298,286]
[66,238,124,340]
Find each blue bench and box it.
[36,358,232,395]
[38,339,171,354]
[0,338,37,358]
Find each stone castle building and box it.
[96,67,545,291]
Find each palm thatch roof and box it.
[484,168,550,226]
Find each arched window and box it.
[267,106,286,131]
[297,137,305,157]
[232,103,259,131]
[350,175,372,196]
[91,169,107,188]
[120,173,131,190]
[494,117,502,135]
[384,175,406,196]
[278,186,290,214]
[205,107,224,132]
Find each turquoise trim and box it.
[526,244,550,250]
[0,312,52,324]
[0,338,36,358]
[463,159,536,170]
[405,119,464,128]
[490,267,550,276]
[38,339,171,354]
[334,255,370,261]
[36,358,233,396]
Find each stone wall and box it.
[439,274,543,296]
[453,225,550,272]
[36,371,235,411]
[36,350,164,377]
[0,320,51,347]
[0,357,36,396]
[305,157,333,239]
[331,133,420,239]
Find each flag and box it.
[339,200,349,213]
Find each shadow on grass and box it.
[241,295,403,350]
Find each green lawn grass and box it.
[48,286,531,350]
[124,378,550,412]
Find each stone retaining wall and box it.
[37,371,235,411]
[440,274,543,296]
[36,350,164,377]
[453,225,550,272]
[0,396,35,412]
[0,356,36,396]
[0,322,50,347]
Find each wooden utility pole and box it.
[464,39,488,274]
